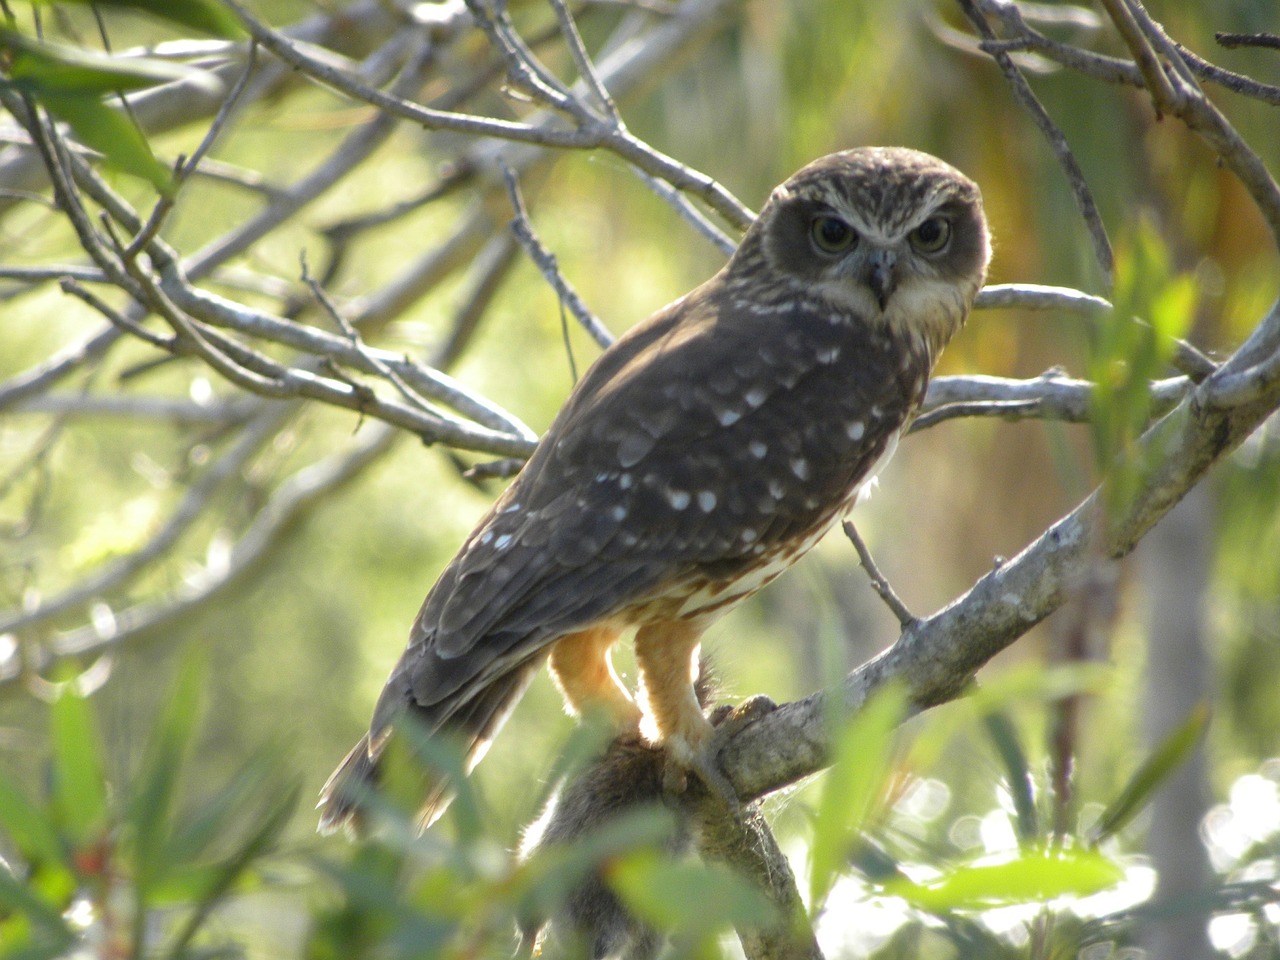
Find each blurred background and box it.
[2,0,1280,956]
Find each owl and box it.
[320,147,991,833]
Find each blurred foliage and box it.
[3,0,1280,957]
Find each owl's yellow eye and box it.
[810,216,857,254]
[909,217,951,253]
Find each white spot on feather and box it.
[790,458,811,481]
[845,420,865,441]
[749,440,768,459]
[698,491,717,512]
[667,489,691,510]
[717,408,742,427]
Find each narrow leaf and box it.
[809,682,907,912]
[38,92,172,193]
[886,848,1124,912]
[126,652,203,887]
[982,712,1038,845]
[49,682,108,843]
[46,0,245,38]
[0,776,64,865]
[0,864,74,945]
[1090,702,1210,844]
[1,28,214,94]
[609,848,774,932]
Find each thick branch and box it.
[718,301,1280,803]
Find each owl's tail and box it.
[318,664,538,836]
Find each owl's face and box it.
[750,147,990,354]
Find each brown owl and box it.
[320,147,991,833]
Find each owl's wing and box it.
[370,280,915,736]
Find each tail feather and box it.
[318,663,539,835]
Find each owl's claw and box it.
[662,695,778,817]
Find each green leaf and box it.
[609,848,774,933]
[0,28,213,94]
[125,652,203,889]
[514,805,677,927]
[982,712,1038,845]
[0,28,226,192]
[36,0,245,38]
[808,682,907,912]
[1089,702,1210,845]
[885,847,1124,912]
[38,91,172,193]
[0,863,74,948]
[49,680,108,843]
[164,780,301,957]
[0,775,64,866]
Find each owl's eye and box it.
[810,216,858,254]
[909,217,951,253]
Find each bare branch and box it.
[842,521,916,627]
[960,0,1114,285]
[719,296,1280,804]
[501,164,615,350]
[975,283,1218,381]
[1215,32,1280,51]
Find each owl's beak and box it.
[866,249,898,310]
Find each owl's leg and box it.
[549,625,642,730]
[634,620,739,809]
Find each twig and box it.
[975,283,1218,381]
[500,163,615,350]
[124,42,260,260]
[301,253,449,417]
[841,521,916,627]
[1095,0,1182,116]
[11,394,254,425]
[924,371,1190,423]
[1216,32,1280,51]
[59,278,175,350]
[631,168,739,256]
[549,0,622,121]
[960,0,1114,285]
[159,260,536,442]
[908,398,1047,432]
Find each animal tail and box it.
[318,663,538,836]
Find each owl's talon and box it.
[712,694,777,738]
[661,747,742,818]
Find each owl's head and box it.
[743,147,991,354]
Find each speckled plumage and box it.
[319,147,991,834]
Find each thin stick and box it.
[841,520,916,627]
[959,0,1114,286]
[500,163,614,349]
